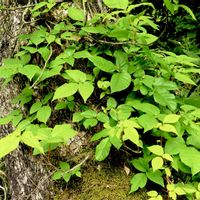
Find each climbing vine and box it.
[0,0,200,199]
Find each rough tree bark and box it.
[0,1,54,199]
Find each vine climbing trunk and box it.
[0,1,53,199]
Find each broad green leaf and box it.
[110,72,131,93]
[109,127,123,149]
[103,0,129,9]
[66,70,86,83]
[147,191,158,197]
[68,7,84,21]
[164,0,174,14]
[30,101,42,114]
[179,147,200,175]
[81,110,97,118]
[107,97,117,109]
[114,50,129,71]
[0,130,20,158]
[91,129,110,141]
[148,145,164,156]
[38,46,50,61]
[51,124,76,143]
[154,78,178,90]
[96,112,109,123]
[123,127,139,146]
[187,134,200,149]
[30,28,47,46]
[154,89,176,110]
[81,26,108,34]
[152,157,163,171]
[130,173,147,193]
[174,73,196,85]
[127,100,160,115]
[138,114,158,132]
[131,158,149,172]
[63,173,71,182]
[163,114,180,124]
[95,137,112,161]
[146,170,164,187]
[21,131,43,153]
[165,137,186,155]
[46,34,56,44]
[89,55,116,73]
[52,171,62,180]
[22,46,37,54]
[55,102,67,110]
[109,29,130,41]
[159,124,177,135]
[53,83,78,100]
[78,82,94,103]
[162,154,173,161]
[19,65,41,80]
[83,118,98,129]
[73,112,84,122]
[37,106,51,123]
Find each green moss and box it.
[55,164,147,200]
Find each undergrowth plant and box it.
[0,0,200,199]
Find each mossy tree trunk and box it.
[0,1,53,199]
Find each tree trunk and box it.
[0,1,54,199]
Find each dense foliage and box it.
[0,0,200,199]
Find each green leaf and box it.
[138,114,158,132]
[95,137,112,161]
[130,173,147,193]
[52,171,62,180]
[21,131,43,154]
[30,28,47,46]
[127,100,160,115]
[19,65,41,80]
[148,145,164,156]
[174,73,196,85]
[97,112,109,123]
[131,158,149,172]
[63,173,71,182]
[91,129,110,141]
[37,106,51,123]
[163,114,180,124]
[51,124,76,143]
[107,97,117,109]
[178,4,196,20]
[110,72,131,93]
[151,157,163,171]
[109,127,122,149]
[30,101,42,114]
[159,124,177,135]
[146,170,164,187]
[164,0,174,14]
[0,130,20,158]
[109,29,130,41]
[72,112,84,122]
[187,134,200,149]
[66,70,86,83]
[103,0,128,9]
[154,89,176,110]
[179,147,200,175]
[38,46,50,61]
[123,127,139,146]
[89,55,116,73]
[59,162,70,170]
[165,137,186,155]
[68,7,84,21]
[53,83,78,100]
[78,82,94,103]
[83,118,98,129]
